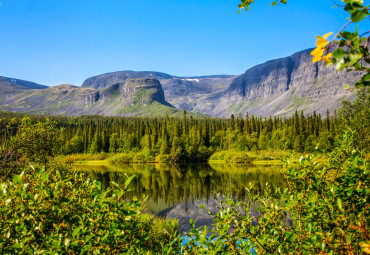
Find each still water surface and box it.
[76,162,286,232]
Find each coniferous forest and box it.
[0,108,344,164]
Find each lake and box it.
[75,162,286,233]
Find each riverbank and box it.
[62,149,302,165]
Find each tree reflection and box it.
[77,162,286,213]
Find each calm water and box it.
[76,162,286,232]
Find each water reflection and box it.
[76,162,286,232]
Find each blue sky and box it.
[0,0,366,86]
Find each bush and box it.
[0,161,180,253]
[209,150,252,163]
[0,117,62,178]
[155,154,172,163]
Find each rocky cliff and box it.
[0,79,190,117]
[81,49,360,117]
[82,72,236,113]
[207,49,361,117]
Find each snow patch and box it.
[183,79,199,83]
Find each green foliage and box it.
[182,130,370,254]
[329,24,370,87]
[1,97,368,253]
[65,135,84,154]
[238,0,287,12]
[209,150,252,163]
[0,117,62,178]
[0,162,180,253]
[62,153,108,164]
[339,87,370,152]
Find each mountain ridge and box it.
[0,76,47,90]
[80,48,359,117]
[0,48,361,118]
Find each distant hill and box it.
[0,76,47,91]
[0,78,203,117]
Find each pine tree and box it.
[160,134,170,155]
[244,112,250,135]
[326,109,330,131]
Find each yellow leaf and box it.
[323,32,333,39]
[313,51,324,62]
[322,53,332,64]
[314,32,332,48]
[311,47,324,56]
[312,54,322,63]
[316,37,329,48]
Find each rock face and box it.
[209,49,360,117]
[82,72,236,113]
[82,71,174,89]
[0,79,184,117]
[81,49,360,117]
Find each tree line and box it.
[0,109,341,161]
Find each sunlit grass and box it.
[252,160,282,165]
[74,160,108,165]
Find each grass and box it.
[115,101,205,118]
[252,160,282,165]
[209,149,298,163]
[61,153,109,164]
[209,159,283,165]
[74,160,108,165]
[141,213,179,244]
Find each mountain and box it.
[0,79,197,117]
[0,76,47,90]
[0,76,48,110]
[82,71,236,113]
[0,76,47,95]
[205,49,361,117]
[81,49,359,117]
[82,71,174,89]
[0,48,361,118]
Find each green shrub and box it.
[0,117,62,178]
[209,150,252,163]
[0,162,180,253]
[155,154,172,163]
